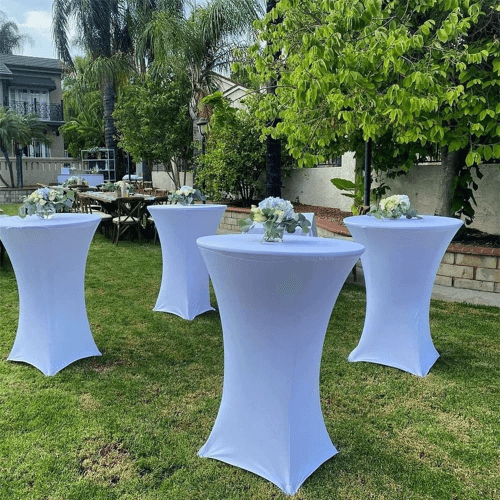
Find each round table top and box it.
[148,204,227,212]
[344,214,464,231]
[197,233,365,259]
[0,213,101,229]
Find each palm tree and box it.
[0,108,22,187]
[52,0,132,163]
[14,114,51,188]
[0,11,32,54]
[141,0,263,122]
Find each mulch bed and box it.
[293,203,500,249]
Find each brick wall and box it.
[436,246,500,293]
[221,207,500,295]
[219,206,250,233]
[0,188,33,203]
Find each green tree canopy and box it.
[113,72,193,188]
[140,0,263,121]
[248,0,500,220]
[60,57,105,158]
[197,91,296,205]
[0,109,50,187]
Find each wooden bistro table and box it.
[0,213,102,376]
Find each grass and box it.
[0,203,499,499]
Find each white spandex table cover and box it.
[344,215,463,377]
[196,234,365,495]
[147,204,227,320]
[0,213,102,376]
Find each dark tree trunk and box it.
[102,76,117,152]
[265,0,281,198]
[15,147,23,188]
[266,134,281,197]
[142,160,152,182]
[434,147,467,217]
[0,143,15,187]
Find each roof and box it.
[9,76,57,90]
[0,54,62,72]
[0,61,13,76]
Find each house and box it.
[0,54,65,158]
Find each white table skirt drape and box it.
[147,204,227,320]
[0,213,102,376]
[344,215,463,377]
[196,234,365,495]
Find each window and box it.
[9,87,50,120]
[24,141,51,158]
[316,157,342,167]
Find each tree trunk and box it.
[15,147,23,188]
[266,134,281,197]
[0,144,14,187]
[142,160,152,182]
[265,0,282,198]
[434,147,466,217]
[102,77,117,152]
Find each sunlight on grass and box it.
[0,231,498,499]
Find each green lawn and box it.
[0,205,499,499]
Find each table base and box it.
[348,315,439,377]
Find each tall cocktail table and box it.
[0,213,102,376]
[344,215,463,377]
[196,234,364,495]
[147,204,226,320]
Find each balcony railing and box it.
[7,101,64,122]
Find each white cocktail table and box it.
[196,234,364,495]
[0,213,102,376]
[147,204,226,320]
[344,215,463,377]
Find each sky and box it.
[0,0,79,60]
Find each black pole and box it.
[265,0,282,198]
[127,152,131,179]
[364,139,372,206]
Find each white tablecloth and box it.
[196,234,365,495]
[147,204,227,320]
[0,213,102,376]
[57,173,104,187]
[344,215,463,377]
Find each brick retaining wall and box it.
[220,207,500,294]
[0,188,33,204]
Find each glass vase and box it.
[36,204,56,220]
[261,225,285,243]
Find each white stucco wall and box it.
[152,170,194,192]
[376,163,500,235]
[281,152,356,212]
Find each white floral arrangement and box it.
[63,176,88,187]
[114,180,135,195]
[19,187,75,218]
[368,194,421,219]
[168,185,206,205]
[239,196,311,241]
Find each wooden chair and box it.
[79,194,113,237]
[112,197,145,244]
[142,181,154,196]
[147,196,170,244]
